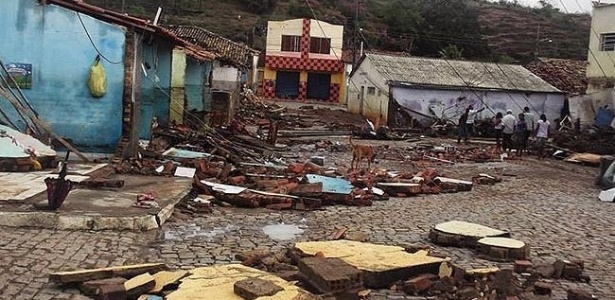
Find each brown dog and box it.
[349,134,376,170]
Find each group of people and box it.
[458,106,551,158]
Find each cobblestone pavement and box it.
[0,146,613,299]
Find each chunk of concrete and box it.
[294,240,447,289]
[429,221,509,248]
[124,273,155,298]
[567,288,595,300]
[49,263,168,284]
[79,277,127,297]
[477,237,530,261]
[234,277,284,300]
[598,188,615,202]
[298,257,362,294]
[150,270,189,293]
[165,264,318,300]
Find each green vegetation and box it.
[88,0,590,63]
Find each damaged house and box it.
[167,25,260,126]
[0,0,215,156]
[347,53,566,128]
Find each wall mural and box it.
[6,63,32,89]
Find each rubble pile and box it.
[238,89,366,132]
[49,221,597,300]
[553,128,615,155]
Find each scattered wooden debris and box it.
[48,263,168,284]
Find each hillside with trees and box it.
[89,0,591,63]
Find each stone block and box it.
[97,284,127,300]
[124,273,155,298]
[514,260,533,274]
[403,273,438,295]
[298,257,362,294]
[567,288,595,300]
[562,261,583,281]
[79,277,127,297]
[533,282,552,295]
[233,277,284,300]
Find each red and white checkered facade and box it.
[263,18,344,102]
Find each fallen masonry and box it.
[47,237,598,300]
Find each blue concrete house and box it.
[0,0,215,154]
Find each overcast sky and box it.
[518,0,615,13]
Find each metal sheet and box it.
[163,147,212,159]
[306,174,353,195]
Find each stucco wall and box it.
[347,59,390,126]
[391,87,565,126]
[266,19,304,55]
[0,0,126,150]
[587,4,615,92]
[140,40,173,138]
[212,61,239,92]
[185,58,210,111]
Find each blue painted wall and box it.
[0,1,126,150]
[140,40,172,138]
[186,58,211,111]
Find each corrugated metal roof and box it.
[42,0,215,62]
[168,26,259,69]
[364,53,562,93]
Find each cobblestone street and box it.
[0,151,613,299]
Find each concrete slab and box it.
[0,175,191,230]
[0,171,89,201]
[165,264,317,300]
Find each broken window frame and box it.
[281,35,301,52]
[309,37,331,54]
[600,33,615,51]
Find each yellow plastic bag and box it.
[88,57,107,98]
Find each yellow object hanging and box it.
[88,56,107,98]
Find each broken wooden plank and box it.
[49,263,168,284]
[124,273,155,298]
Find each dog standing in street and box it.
[349,133,376,170]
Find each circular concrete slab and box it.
[477,237,526,249]
[434,220,507,238]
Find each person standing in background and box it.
[523,107,535,152]
[534,114,550,159]
[501,110,516,155]
[493,112,503,150]
[465,105,486,143]
[457,108,470,144]
[514,113,528,156]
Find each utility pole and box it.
[352,1,360,69]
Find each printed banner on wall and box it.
[6,63,33,89]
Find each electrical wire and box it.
[76,12,124,65]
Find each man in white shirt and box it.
[501,109,517,154]
[523,107,535,151]
[465,105,485,143]
[534,113,550,159]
